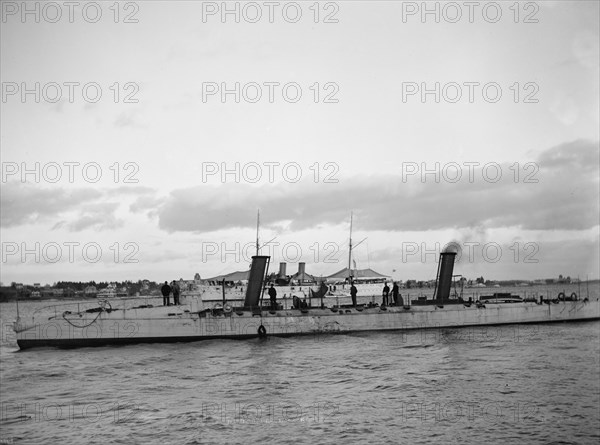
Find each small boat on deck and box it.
[479,293,523,304]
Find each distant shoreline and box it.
[0,294,159,303]
[1,280,598,303]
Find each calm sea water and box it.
[1,283,599,445]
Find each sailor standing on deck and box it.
[268,283,277,310]
[350,281,358,307]
[391,282,399,306]
[172,280,181,305]
[161,281,172,306]
[382,282,390,306]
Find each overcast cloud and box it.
[1,1,598,283]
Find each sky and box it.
[1,0,599,285]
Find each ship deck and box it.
[14,298,600,350]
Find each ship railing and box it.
[27,296,165,323]
[29,300,107,323]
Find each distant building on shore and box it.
[84,286,98,297]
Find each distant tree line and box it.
[53,280,161,293]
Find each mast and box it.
[346,212,367,284]
[348,211,353,283]
[254,209,277,263]
[15,287,20,321]
[256,209,260,256]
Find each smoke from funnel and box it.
[442,241,460,254]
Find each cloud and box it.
[550,92,579,126]
[114,108,144,128]
[1,184,133,231]
[155,140,599,233]
[0,183,102,227]
[105,186,156,197]
[59,202,124,232]
[3,140,596,237]
[130,194,167,218]
[572,30,600,69]
[537,139,598,171]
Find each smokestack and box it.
[298,262,305,275]
[278,262,287,278]
[244,256,270,308]
[434,249,457,303]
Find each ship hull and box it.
[15,299,600,350]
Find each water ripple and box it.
[1,300,599,444]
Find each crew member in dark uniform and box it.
[350,281,358,307]
[268,283,277,310]
[382,282,390,306]
[172,280,180,305]
[161,281,171,306]
[391,282,399,306]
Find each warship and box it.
[13,248,600,350]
